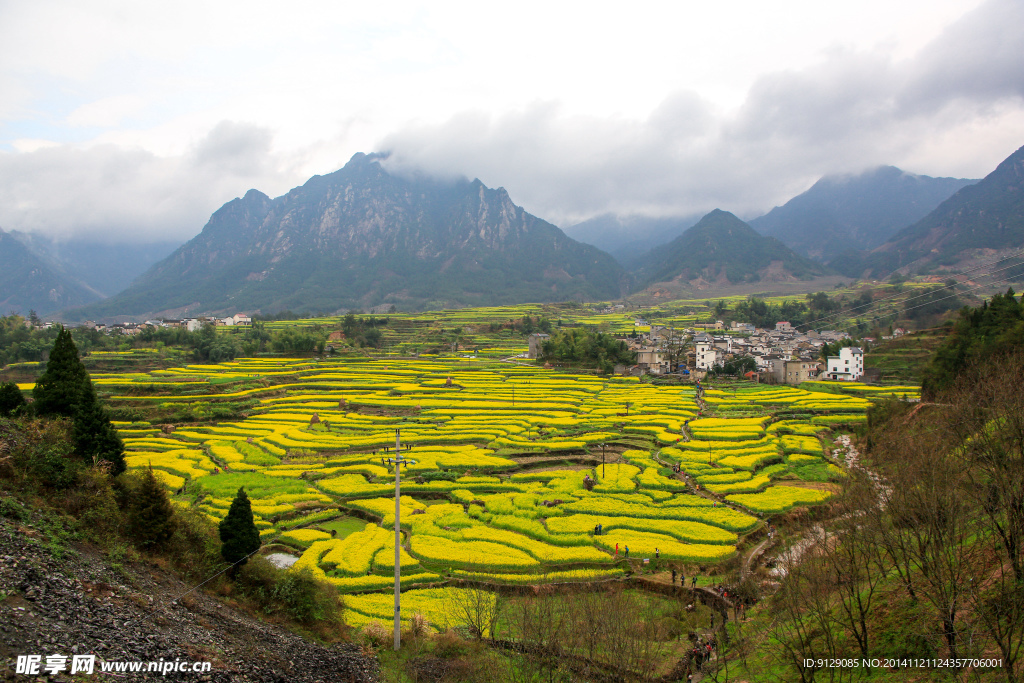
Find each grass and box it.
[318,516,365,539]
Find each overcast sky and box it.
[1,0,1022,242]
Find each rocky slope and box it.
[69,153,624,319]
[749,166,975,262]
[0,229,104,317]
[0,513,377,682]
[832,143,1024,278]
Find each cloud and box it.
[0,121,294,243]
[380,0,1024,227]
[2,0,1022,245]
[66,94,147,128]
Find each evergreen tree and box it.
[72,382,126,475]
[219,487,261,572]
[32,327,90,418]
[922,288,1024,396]
[32,327,125,474]
[129,466,177,549]
[0,381,27,417]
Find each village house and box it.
[527,333,550,359]
[825,346,865,381]
[771,358,820,385]
[775,321,793,334]
[694,333,718,370]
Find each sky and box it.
[1,0,1022,243]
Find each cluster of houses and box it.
[528,319,868,385]
[50,313,254,336]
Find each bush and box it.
[0,382,27,417]
[64,468,123,543]
[126,467,178,550]
[271,566,343,624]
[362,622,391,648]
[2,417,81,489]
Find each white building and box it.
[527,333,550,359]
[731,321,755,334]
[825,347,865,381]
[694,333,717,370]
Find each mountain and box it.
[8,232,182,298]
[749,166,976,262]
[831,144,1024,279]
[633,209,829,288]
[68,153,625,319]
[0,228,104,316]
[563,213,704,268]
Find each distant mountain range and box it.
[563,213,704,268]
[749,166,976,262]
[832,144,1024,279]
[10,143,1023,321]
[67,153,626,320]
[633,209,828,288]
[0,228,104,316]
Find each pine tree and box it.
[219,487,261,572]
[0,381,27,417]
[129,466,177,549]
[32,328,126,474]
[73,382,126,475]
[32,328,90,418]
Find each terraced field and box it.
[45,356,914,632]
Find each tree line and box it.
[537,328,635,374]
[767,351,1024,681]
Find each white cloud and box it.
[0,0,1019,242]
[0,121,299,242]
[66,95,146,128]
[381,0,1024,226]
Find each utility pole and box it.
[381,429,416,651]
[601,443,607,479]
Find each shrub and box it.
[127,466,178,550]
[2,417,81,489]
[271,565,343,624]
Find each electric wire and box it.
[794,247,1024,331]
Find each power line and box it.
[825,273,1021,337]
[796,255,1024,333]
[795,248,1024,332]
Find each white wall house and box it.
[694,333,717,370]
[825,347,864,381]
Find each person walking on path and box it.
[672,569,677,584]
[691,575,697,589]
[625,545,630,558]
[615,542,619,557]
[656,548,660,559]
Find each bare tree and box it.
[942,352,1024,682]
[873,410,984,662]
[443,583,500,641]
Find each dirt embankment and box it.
[0,515,378,682]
